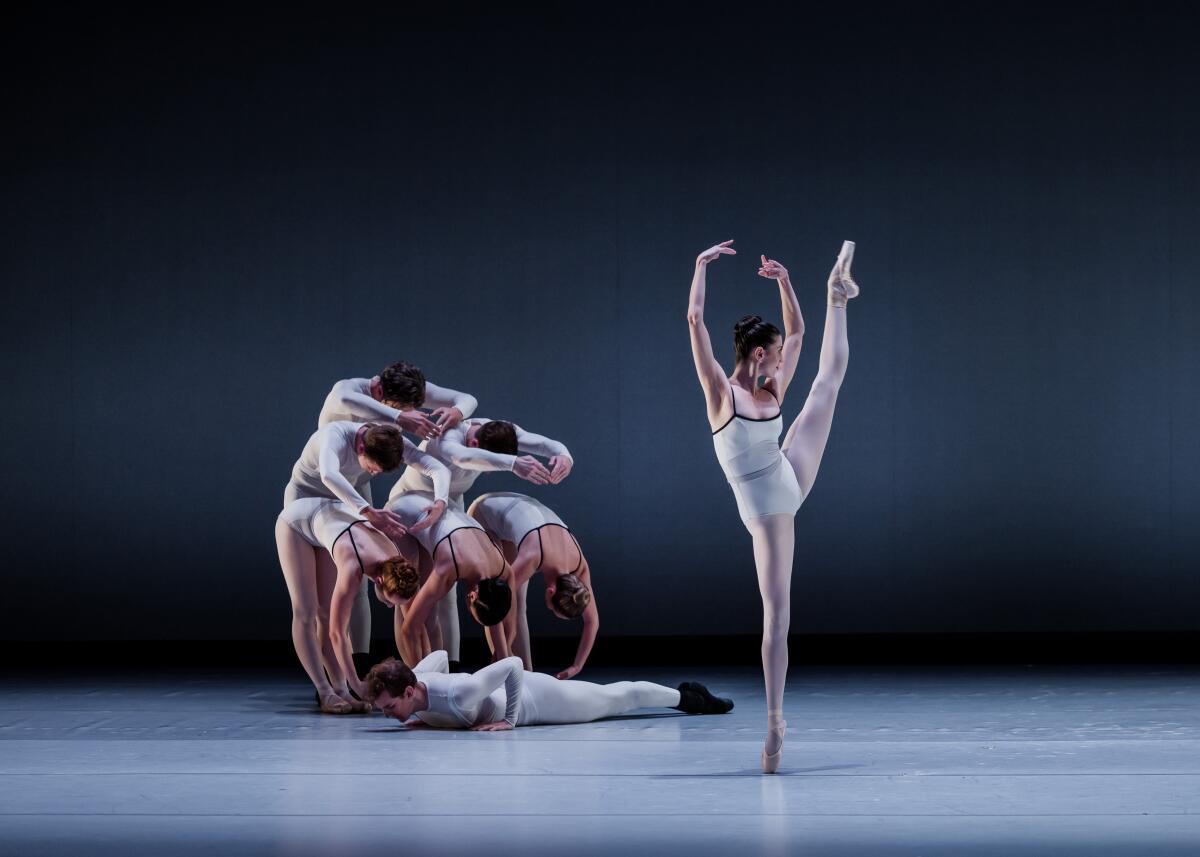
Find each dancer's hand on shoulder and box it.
[513,455,552,485]
[757,255,788,281]
[696,240,735,267]
[555,665,580,680]
[471,720,514,732]
[364,508,408,539]
[548,454,573,484]
[396,410,442,440]
[429,406,464,431]
[408,499,446,534]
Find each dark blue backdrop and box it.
[3,4,1198,640]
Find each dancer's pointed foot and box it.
[674,681,734,714]
[828,240,859,307]
[762,711,787,774]
[319,692,355,715]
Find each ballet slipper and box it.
[762,710,787,774]
[319,692,355,715]
[828,240,859,307]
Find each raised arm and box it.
[424,381,478,431]
[688,241,736,426]
[326,380,404,425]
[757,255,805,399]
[513,423,573,484]
[454,656,525,729]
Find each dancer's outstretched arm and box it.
[687,240,737,425]
[397,572,453,667]
[455,656,525,730]
[436,428,553,485]
[557,563,598,680]
[757,255,804,400]
[423,381,478,431]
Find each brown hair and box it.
[375,555,419,601]
[379,361,426,409]
[364,658,417,703]
[476,420,518,455]
[361,423,406,471]
[733,315,781,362]
[552,573,591,619]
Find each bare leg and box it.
[782,305,849,498]
[275,518,351,713]
[745,513,795,765]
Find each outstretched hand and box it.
[513,455,553,485]
[696,240,736,266]
[757,255,788,281]
[364,508,408,539]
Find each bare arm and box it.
[758,256,805,399]
[398,573,452,667]
[560,564,598,680]
[688,241,736,426]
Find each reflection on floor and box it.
[2,664,1199,856]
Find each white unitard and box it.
[317,378,478,428]
[278,497,369,553]
[285,421,451,509]
[711,387,803,524]
[409,651,680,728]
[385,491,491,569]
[392,417,572,511]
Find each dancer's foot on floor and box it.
[762,711,787,774]
[318,692,355,715]
[827,240,859,307]
[675,681,734,714]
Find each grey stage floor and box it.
[2,664,1199,856]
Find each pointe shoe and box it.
[319,692,355,715]
[828,240,859,307]
[762,713,787,774]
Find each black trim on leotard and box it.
[515,523,583,574]
[441,526,507,582]
[712,382,782,435]
[332,519,371,576]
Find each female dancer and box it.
[385,491,515,667]
[366,651,732,730]
[275,497,424,713]
[467,491,597,679]
[316,364,476,664]
[687,238,858,772]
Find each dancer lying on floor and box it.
[386,492,515,667]
[468,491,598,678]
[366,651,733,730]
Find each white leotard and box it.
[284,421,451,510]
[317,378,478,428]
[278,497,368,553]
[711,388,803,523]
[385,491,486,561]
[392,417,572,509]
[409,651,679,728]
[469,492,568,548]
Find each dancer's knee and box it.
[762,606,791,639]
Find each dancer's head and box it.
[368,555,420,607]
[468,420,518,455]
[365,658,420,720]
[734,315,782,374]
[378,361,427,410]
[356,424,406,474]
[467,576,512,626]
[545,573,591,620]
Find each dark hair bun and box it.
[733,315,782,362]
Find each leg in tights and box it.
[745,513,795,757]
[521,672,681,725]
[348,483,374,653]
[314,548,350,693]
[782,305,849,499]
[436,586,461,662]
[275,517,338,697]
[512,578,532,670]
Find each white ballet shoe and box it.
[762,711,787,774]
[828,240,859,307]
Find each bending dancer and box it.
[367,651,733,730]
[391,417,573,668]
[386,491,515,668]
[275,497,422,713]
[317,362,475,663]
[468,491,597,679]
[687,239,858,773]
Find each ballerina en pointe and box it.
[762,709,787,774]
[828,239,859,307]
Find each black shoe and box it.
[674,681,734,715]
[449,659,462,674]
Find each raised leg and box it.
[781,304,849,499]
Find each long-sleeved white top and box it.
[287,421,451,511]
[317,378,478,427]
[411,651,524,728]
[391,417,572,503]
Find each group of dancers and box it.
[274,238,858,773]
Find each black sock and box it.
[674,681,734,714]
